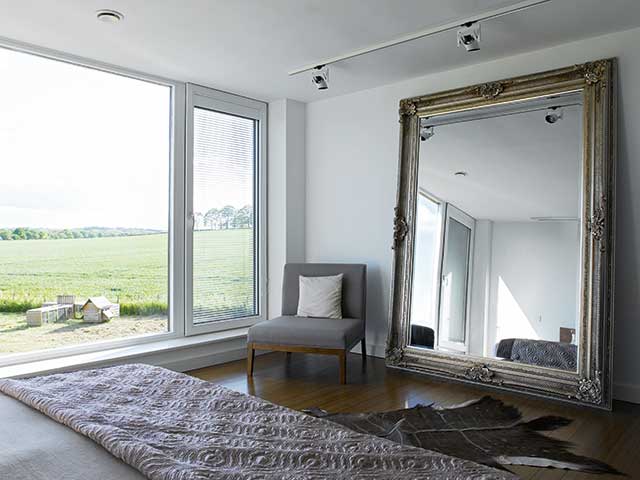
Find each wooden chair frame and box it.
[248,339,366,384]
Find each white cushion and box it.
[297,274,343,319]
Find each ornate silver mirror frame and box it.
[387,59,617,410]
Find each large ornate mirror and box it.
[387,60,617,409]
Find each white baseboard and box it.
[351,342,386,359]
[614,382,640,404]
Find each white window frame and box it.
[184,84,267,336]
[0,38,191,368]
[437,203,475,353]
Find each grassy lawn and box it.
[0,312,167,355]
[0,233,169,310]
[0,229,254,355]
[193,229,255,320]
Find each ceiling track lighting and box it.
[96,9,124,23]
[457,22,481,52]
[311,65,329,90]
[288,0,552,78]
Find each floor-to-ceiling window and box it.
[0,43,266,364]
[186,85,266,335]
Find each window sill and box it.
[0,327,250,379]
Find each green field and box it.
[0,233,169,313]
[0,229,255,354]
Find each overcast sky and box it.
[0,46,254,231]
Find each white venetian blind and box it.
[192,107,257,323]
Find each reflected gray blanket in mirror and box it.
[0,364,515,480]
[496,338,577,370]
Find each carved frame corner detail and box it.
[386,346,404,365]
[576,60,608,86]
[576,374,602,405]
[398,99,418,121]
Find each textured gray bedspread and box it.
[0,364,515,479]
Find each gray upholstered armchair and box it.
[247,263,367,384]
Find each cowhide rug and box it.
[305,396,621,475]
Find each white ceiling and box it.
[418,99,582,221]
[0,1,639,102]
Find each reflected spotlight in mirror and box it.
[420,125,435,141]
[545,106,564,124]
[457,22,481,52]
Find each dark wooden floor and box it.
[189,352,640,480]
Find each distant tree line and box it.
[0,227,163,241]
[194,205,253,230]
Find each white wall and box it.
[268,99,305,319]
[469,220,492,357]
[487,222,580,353]
[305,27,640,402]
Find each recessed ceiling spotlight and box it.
[96,9,124,23]
[457,22,481,52]
[311,65,329,90]
[454,171,468,177]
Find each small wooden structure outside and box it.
[26,304,74,327]
[81,296,119,323]
[57,295,76,307]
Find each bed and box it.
[495,338,577,371]
[0,393,144,480]
[0,364,515,479]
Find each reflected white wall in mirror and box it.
[410,93,583,372]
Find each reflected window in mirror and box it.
[410,192,442,350]
[411,193,475,354]
[438,205,474,353]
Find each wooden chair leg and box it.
[360,338,367,365]
[247,344,255,377]
[338,351,347,384]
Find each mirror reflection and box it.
[410,93,583,372]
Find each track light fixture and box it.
[290,0,552,78]
[457,22,481,52]
[311,65,329,90]
[545,106,563,124]
[420,125,435,141]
